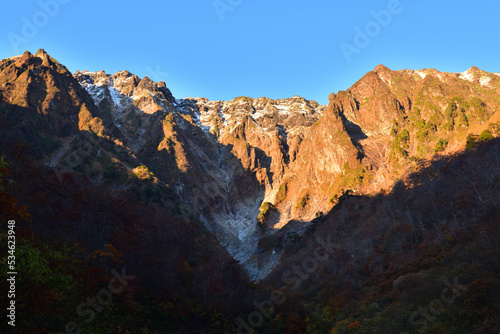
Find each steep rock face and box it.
[174,96,324,186]
[273,102,360,226]
[339,66,406,136]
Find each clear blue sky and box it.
[1,0,498,105]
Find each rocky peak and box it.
[176,95,324,138]
[374,64,391,73]
[6,50,52,70]
[19,50,32,63]
[111,70,141,92]
[0,49,98,141]
[34,48,52,67]
[75,70,175,106]
[458,66,499,87]
[137,76,155,90]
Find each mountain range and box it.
[1,49,499,333]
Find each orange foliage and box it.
[346,319,361,331]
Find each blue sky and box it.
[0,0,498,105]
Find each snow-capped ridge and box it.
[460,67,477,82]
[458,67,498,87]
[415,70,427,79]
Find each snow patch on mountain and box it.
[113,73,134,86]
[83,83,107,105]
[251,110,266,120]
[218,105,228,125]
[275,104,291,113]
[460,69,475,82]
[109,86,127,108]
[378,73,392,86]
[479,76,492,87]
[415,70,427,79]
[193,111,210,133]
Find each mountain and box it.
[1,50,499,333]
